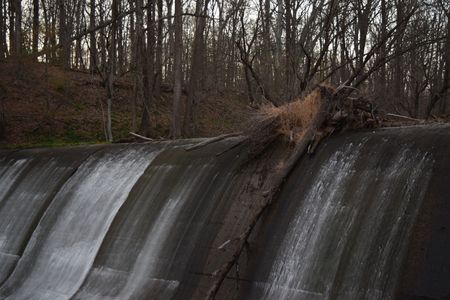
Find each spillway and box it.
[0,125,449,300]
[242,142,433,299]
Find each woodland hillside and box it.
[0,60,250,147]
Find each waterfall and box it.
[0,157,78,284]
[0,146,161,300]
[244,140,434,300]
[0,159,30,202]
[0,126,448,300]
[72,145,242,300]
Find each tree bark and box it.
[172,0,183,138]
[105,0,118,142]
[154,0,163,97]
[8,0,14,56]
[393,0,406,105]
[140,0,155,136]
[116,0,124,74]
[32,0,39,58]
[0,0,7,59]
[99,3,106,71]
[165,0,174,83]
[58,0,70,69]
[377,0,388,105]
[284,0,293,100]
[132,0,144,133]
[184,0,209,137]
[13,0,21,57]
[89,0,96,72]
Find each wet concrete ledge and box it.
[0,124,448,299]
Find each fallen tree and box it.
[205,84,381,299]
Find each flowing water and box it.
[246,141,433,300]
[0,146,161,299]
[0,127,448,300]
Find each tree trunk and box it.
[165,0,174,83]
[32,0,39,57]
[105,0,118,142]
[50,4,57,62]
[154,0,163,97]
[89,0,96,71]
[205,88,334,300]
[284,0,294,100]
[377,0,388,105]
[140,0,155,136]
[41,0,49,62]
[132,0,144,133]
[393,1,406,105]
[356,0,372,83]
[172,0,182,138]
[184,0,209,137]
[74,0,84,69]
[8,0,14,56]
[262,0,273,91]
[58,0,70,69]
[99,3,106,71]
[116,0,124,74]
[274,0,283,95]
[13,0,21,57]
[0,0,7,59]
[439,12,450,115]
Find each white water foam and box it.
[0,147,161,300]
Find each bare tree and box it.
[154,0,163,97]
[104,0,118,142]
[32,0,39,57]
[140,0,155,136]
[58,0,70,69]
[0,0,7,59]
[171,0,182,137]
[12,0,21,57]
[89,0,97,72]
[132,0,144,133]
[184,0,209,136]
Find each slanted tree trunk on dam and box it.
[205,85,381,299]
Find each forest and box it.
[0,0,449,145]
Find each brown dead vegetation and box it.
[260,88,323,142]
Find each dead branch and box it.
[205,85,380,299]
[129,132,153,141]
[184,132,242,151]
[205,87,331,300]
[386,113,423,122]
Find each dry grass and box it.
[259,88,324,142]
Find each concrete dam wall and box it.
[0,125,448,300]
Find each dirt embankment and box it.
[0,60,252,148]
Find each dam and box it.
[0,125,448,299]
